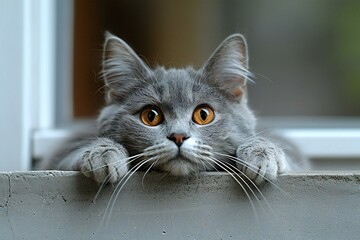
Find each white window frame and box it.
[0,0,62,171]
[275,128,360,158]
[2,0,360,171]
[0,0,55,171]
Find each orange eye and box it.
[140,106,164,126]
[192,105,215,125]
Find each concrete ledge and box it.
[1,171,360,239]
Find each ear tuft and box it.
[202,34,252,100]
[102,32,153,103]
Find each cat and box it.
[44,32,289,186]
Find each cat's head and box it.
[98,32,256,176]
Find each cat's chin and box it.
[161,157,197,176]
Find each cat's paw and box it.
[79,138,129,183]
[236,137,286,185]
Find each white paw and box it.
[80,139,129,183]
[236,138,286,185]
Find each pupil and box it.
[148,110,157,122]
[200,109,208,121]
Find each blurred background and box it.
[66,0,360,124]
[1,0,360,171]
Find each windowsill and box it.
[32,118,360,168]
[1,171,359,239]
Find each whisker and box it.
[92,154,144,202]
[199,158,210,172]
[213,152,288,195]
[143,143,169,154]
[208,157,264,210]
[199,158,219,173]
[205,157,258,219]
[87,153,144,174]
[99,157,156,229]
[194,150,271,213]
[213,152,261,173]
[214,157,275,215]
[141,158,160,189]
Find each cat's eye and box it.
[140,106,164,126]
[192,105,215,125]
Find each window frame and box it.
[0,0,58,171]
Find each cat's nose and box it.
[167,133,189,147]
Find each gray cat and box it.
[45,32,289,186]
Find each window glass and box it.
[68,0,360,121]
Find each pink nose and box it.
[167,133,189,147]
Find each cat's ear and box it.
[201,34,252,101]
[102,32,153,103]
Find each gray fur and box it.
[44,33,288,184]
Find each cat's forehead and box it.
[124,67,222,113]
[152,68,199,104]
[154,67,196,86]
